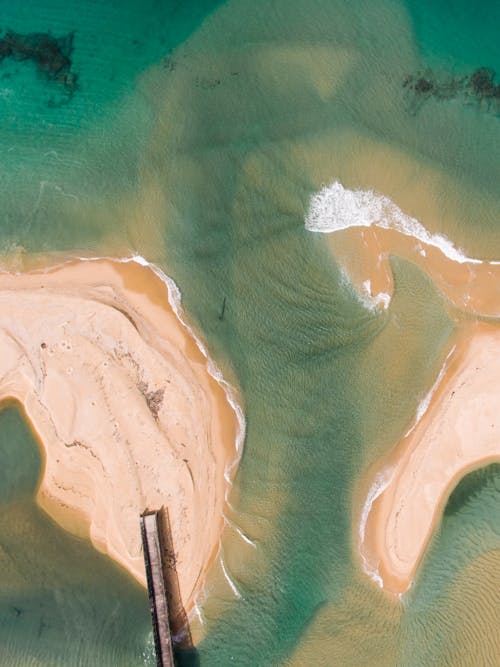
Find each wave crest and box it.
[305,180,499,266]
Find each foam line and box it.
[361,279,391,311]
[225,517,257,548]
[0,252,249,616]
[192,603,205,626]
[404,345,456,438]
[220,554,242,599]
[358,465,395,588]
[305,180,500,266]
[3,250,247,612]
[72,253,246,474]
[358,343,458,590]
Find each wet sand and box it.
[0,257,240,610]
[358,323,500,595]
[327,226,500,316]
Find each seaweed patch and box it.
[0,30,78,105]
[403,67,500,115]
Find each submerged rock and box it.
[403,65,500,114]
[0,30,78,102]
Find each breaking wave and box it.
[305,180,500,266]
[358,465,396,588]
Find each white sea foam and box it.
[109,254,244,467]
[337,266,388,311]
[305,180,500,266]
[139,256,246,457]
[0,250,246,615]
[359,342,458,590]
[404,344,456,438]
[220,553,242,599]
[192,602,205,626]
[45,252,246,479]
[76,253,247,609]
[225,516,257,548]
[361,279,391,311]
[358,465,395,588]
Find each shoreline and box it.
[357,323,500,596]
[325,225,500,317]
[306,180,500,316]
[304,181,500,596]
[0,255,243,611]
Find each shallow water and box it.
[0,403,154,667]
[0,0,498,665]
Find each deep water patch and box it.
[444,463,500,517]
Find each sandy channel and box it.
[359,323,500,595]
[0,257,241,611]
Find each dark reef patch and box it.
[0,30,78,104]
[403,67,500,115]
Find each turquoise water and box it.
[0,1,498,665]
[406,0,500,70]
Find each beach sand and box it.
[305,179,500,598]
[0,257,240,611]
[358,323,500,595]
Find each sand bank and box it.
[326,225,500,316]
[305,182,500,594]
[0,257,241,610]
[306,180,500,316]
[358,324,500,595]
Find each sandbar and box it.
[305,181,500,596]
[306,180,500,315]
[0,257,241,610]
[359,323,500,595]
[326,225,500,316]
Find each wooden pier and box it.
[140,510,175,667]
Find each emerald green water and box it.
[0,1,498,665]
[0,404,154,667]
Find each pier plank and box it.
[141,511,175,667]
